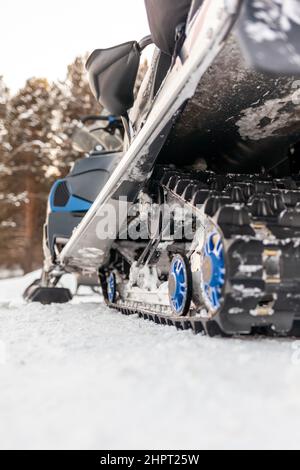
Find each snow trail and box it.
[0,273,300,449]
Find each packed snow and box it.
[1,272,300,450]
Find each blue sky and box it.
[0,0,150,92]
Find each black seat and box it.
[144,0,192,55]
[86,37,152,116]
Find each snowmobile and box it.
[26,0,300,337]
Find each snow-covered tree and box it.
[0,77,13,268]
[2,78,61,271]
[52,56,102,172]
[0,54,148,272]
[0,57,103,272]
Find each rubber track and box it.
[106,167,300,337]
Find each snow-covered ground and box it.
[0,273,300,450]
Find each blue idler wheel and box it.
[107,272,117,304]
[201,231,225,313]
[168,255,192,316]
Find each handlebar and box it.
[80,115,121,124]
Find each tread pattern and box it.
[105,167,300,337]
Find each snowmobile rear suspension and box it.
[101,167,300,337]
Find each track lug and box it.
[167,175,180,190]
[278,208,300,227]
[192,189,210,206]
[270,194,286,214]
[204,196,231,217]
[209,176,225,191]
[243,183,255,200]
[216,205,252,227]
[174,179,192,196]
[254,181,273,193]
[249,197,274,217]
[181,184,199,202]
[230,186,245,203]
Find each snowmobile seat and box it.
[86,37,152,116]
[144,0,195,56]
[131,0,205,130]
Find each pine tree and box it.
[3,78,60,272]
[0,58,103,272]
[53,56,102,172]
[0,77,14,268]
[0,54,148,272]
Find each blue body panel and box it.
[49,180,92,213]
